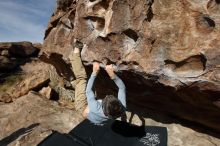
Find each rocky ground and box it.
[0,92,83,146]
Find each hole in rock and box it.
[145,0,154,22]
[123,29,139,42]
[146,8,154,22]
[49,90,60,101]
[93,0,110,10]
[51,18,61,27]
[216,0,220,4]
[100,0,110,9]
[164,54,207,74]
[57,0,72,11]
[203,16,215,28]
[31,79,50,93]
[99,36,111,42]
[121,61,140,66]
[90,0,111,11]
[195,14,216,33]
[84,16,105,31]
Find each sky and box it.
[0,0,56,43]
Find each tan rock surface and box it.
[8,59,50,98]
[0,59,50,100]
[0,93,12,103]
[0,92,84,146]
[39,86,54,99]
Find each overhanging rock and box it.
[42,0,220,131]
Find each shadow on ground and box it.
[0,123,40,146]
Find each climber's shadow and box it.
[0,123,40,146]
[111,112,146,138]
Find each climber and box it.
[69,40,127,124]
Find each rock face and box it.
[43,0,220,131]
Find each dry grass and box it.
[0,74,24,93]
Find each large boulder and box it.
[5,59,50,99]
[0,56,18,71]
[0,58,50,101]
[42,0,220,131]
[0,42,42,72]
[0,42,40,58]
